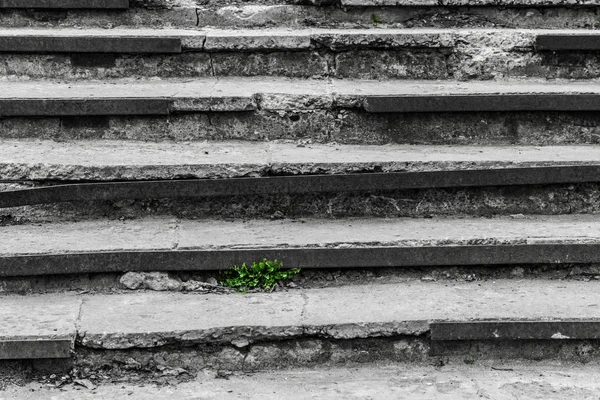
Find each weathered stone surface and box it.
[120,272,182,291]
[312,29,455,50]
[204,29,311,51]
[0,294,79,359]
[5,140,600,181]
[0,0,128,8]
[431,321,600,340]
[3,213,600,256]
[341,0,600,6]
[0,36,181,53]
[73,280,600,349]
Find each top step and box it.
[0,0,128,8]
[5,0,600,29]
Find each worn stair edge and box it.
[5,280,600,354]
[536,34,600,50]
[0,0,128,8]
[4,281,600,358]
[4,166,600,208]
[0,339,73,359]
[431,321,600,341]
[3,28,600,54]
[4,245,600,277]
[6,79,600,115]
[2,215,600,276]
[0,294,79,359]
[340,0,600,6]
[9,142,600,181]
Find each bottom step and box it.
[3,280,600,377]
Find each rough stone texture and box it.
[2,30,600,80]
[204,29,311,51]
[1,5,600,29]
[119,271,183,291]
[0,294,79,340]
[5,79,600,141]
[8,362,600,398]
[342,0,600,6]
[2,263,600,294]
[72,280,600,349]
[0,0,129,8]
[4,183,600,223]
[7,109,600,144]
[4,214,600,256]
[210,51,332,78]
[6,140,600,181]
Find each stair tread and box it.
[2,215,600,256]
[4,280,600,350]
[2,78,600,99]
[3,140,600,180]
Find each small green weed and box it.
[220,259,300,293]
[371,14,383,26]
[463,359,474,365]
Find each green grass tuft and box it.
[220,259,300,293]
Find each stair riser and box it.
[3,48,600,81]
[73,338,600,376]
[2,7,599,29]
[2,184,600,222]
[3,112,600,144]
[1,264,597,294]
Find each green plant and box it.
[220,259,300,292]
[371,14,383,26]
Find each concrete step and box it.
[3,140,600,221]
[4,280,600,373]
[3,78,600,145]
[2,215,600,276]
[3,364,600,400]
[3,1,600,29]
[2,29,600,80]
[0,0,128,8]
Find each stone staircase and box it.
[3,0,600,385]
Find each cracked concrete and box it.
[3,214,600,256]
[5,280,600,355]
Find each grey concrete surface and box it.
[3,363,600,399]
[4,140,600,181]
[3,214,600,255]
[5,214,600,256]
[3,280,600,350]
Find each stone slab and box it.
[431,321,600,340]
[0,0,128,8]
[5,140,600,180]
[0,37,181,53]
[0,99,171,116]
[364,94,600,113]
[3,79,600,116]
[2,215,600,275]
[537,34,600,50]
[0,294,79,359]
[204,29,311,51]
[3,78,600,116]
[77,280,600,348]
[5,364,600,399]
[340,0,600,6]
[3,166,600,208]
